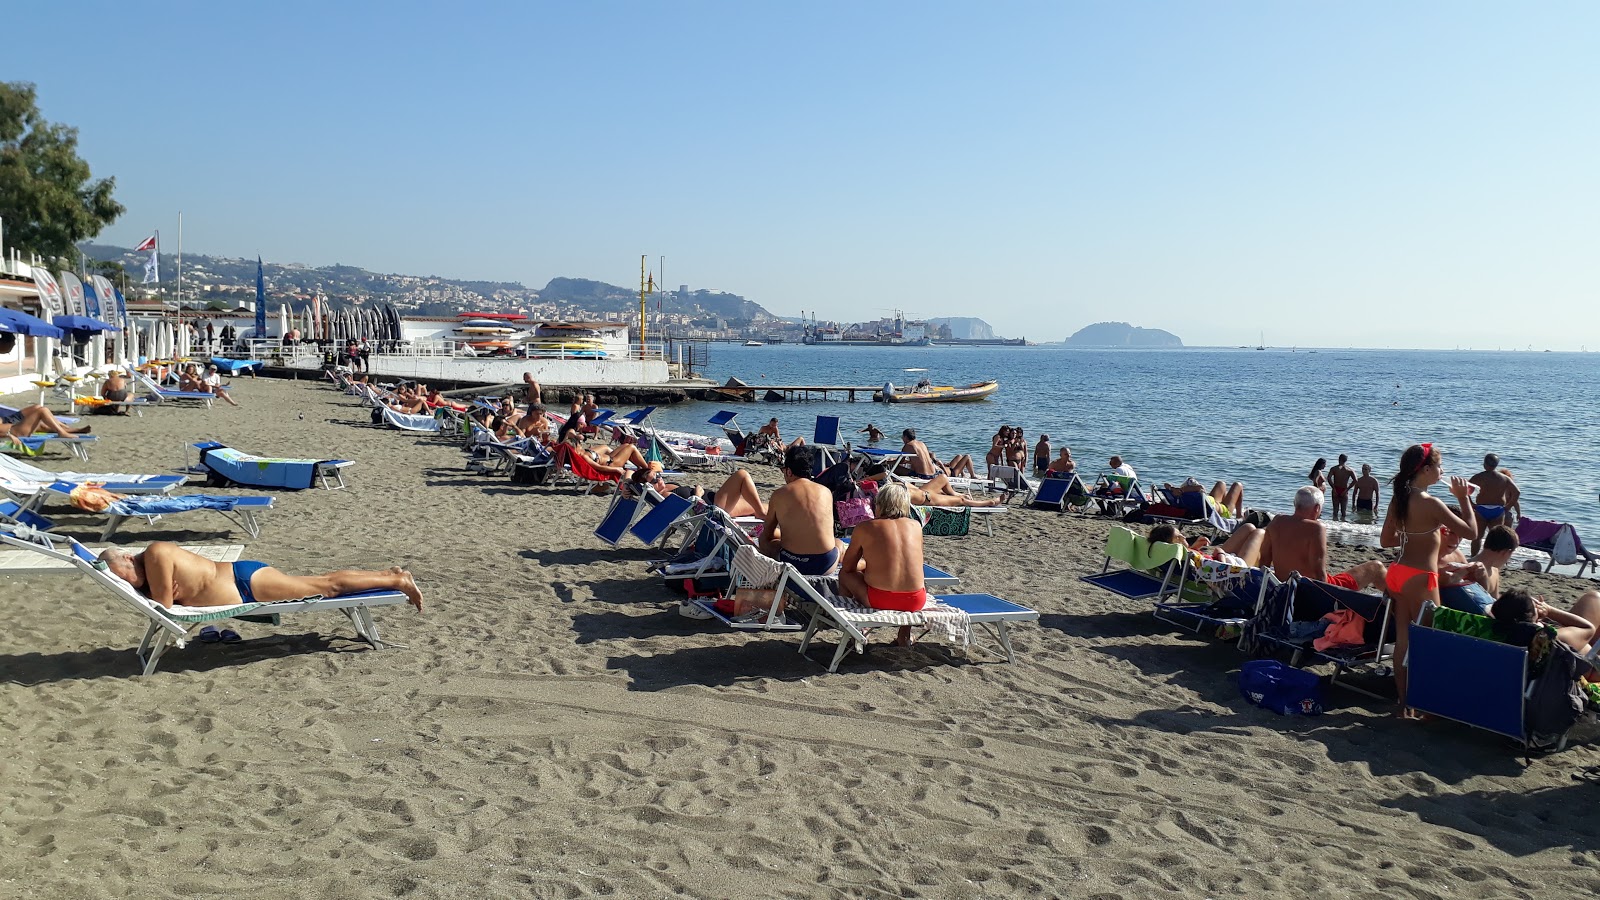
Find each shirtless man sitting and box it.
[839,483,928,645]
[1327,454,1357,522]
[759,445,843,575]
[1468,453,1520,555]
[1258,487,1385,589]
[99,543,423,611]
[896,428,976,479]
[1438,522,1519,615]
[3,404,91,439]
[96,370,132,416]
[1352,464,1382,521]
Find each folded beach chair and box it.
[132,370,215,408]
[189,441,352,490]
[795,583,1040,672]
[1249,575,1393,698]
[0,524,410,676]
[10,482,275,541]
[1515,518,1600,576]
[1080,525,1190,602]
[1030,473,1090,512]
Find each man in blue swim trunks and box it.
[99,542,424,611]
[1468,453,1520,555]
[1439,524,1520,615]
[759,445,843,576]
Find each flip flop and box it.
[197,625,221,643]
[219,628,242,644]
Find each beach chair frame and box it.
[0,526,409,676]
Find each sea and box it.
[637,344,1600,539]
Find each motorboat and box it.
[874,379,998,403]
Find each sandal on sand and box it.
[219,628,242,644]
[197,625,222,643]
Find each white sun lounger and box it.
[10,482,275,541]
[132,370,215,408]
[0,524,410,675]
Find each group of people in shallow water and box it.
[1148,441,1591,715]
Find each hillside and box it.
[79,244,779,324]
[1064,321,1183,347]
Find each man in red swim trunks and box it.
[1258,486,1385,590]
[839,482,927,645]
[1327,454,1357,522]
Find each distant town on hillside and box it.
[79,244,1007,344]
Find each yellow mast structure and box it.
[638,254,655,356]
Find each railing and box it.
[230,338,670,364]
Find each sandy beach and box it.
[2,375,1599,899]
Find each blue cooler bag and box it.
[1239,659,1324,716]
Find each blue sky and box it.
[16,2,1600,348]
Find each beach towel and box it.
[828,595,974,647]
[105,495,251,516]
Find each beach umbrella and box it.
[278,304,288,339]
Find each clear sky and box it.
[14,2,1600,348]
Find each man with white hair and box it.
[1258,486,1385,590]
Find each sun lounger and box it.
[10,482,275,541]
[1515,518,1600,576]
[1030,473,1090,512]
[0,524,409,675]
[988,465,1036,505]
[2,433,97,462]
[0,456,186,509]
[131,370,215,407]
[594,493,645,546]
[1247,575,1392,698]
[795,584,1039,672]
[680,544,808,631]
[628,492,700,547]
[189,441,352,490]
[837,536,960,589]
[549,444,620,492]
[1080,525,1189,601]
[1153,567,1283,639]
[1090,473,1147,516]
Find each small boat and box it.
[744,340,765,347]
[875,380,998,403]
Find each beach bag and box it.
[715,588,784,618]
[836,484,874,529]
[370,407,383,424]
[511,461,550,485]
[1239,659,1323,716]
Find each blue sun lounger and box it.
[628,492,698,547]
[1030,474,1089,512]
[4,433,98,462]
[190,441,353,490]
[1080,526,1189,602]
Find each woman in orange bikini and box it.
[1380,442,1477,709]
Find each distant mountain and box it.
[538,278,776,322]
[1065,321,1183,347]
[927,317,995,340]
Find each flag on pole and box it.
[140,232,160,284]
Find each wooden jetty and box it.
[696,378,883,403]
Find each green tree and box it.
[0,81,123,262]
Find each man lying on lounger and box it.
[99,543,424,612]
[760,445,844,575]
[1258,486,1385,590]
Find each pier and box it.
[694,383,883,403]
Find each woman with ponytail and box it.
[1380,442,1478,709]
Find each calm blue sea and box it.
[638,345,1600,537]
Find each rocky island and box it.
[1064,321,1183,347]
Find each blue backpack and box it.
[1239,660,1324,716]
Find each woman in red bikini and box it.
[1380,442,1477,709]
[839,482,928,645]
